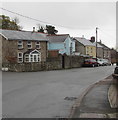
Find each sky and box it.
[1,2,116,49]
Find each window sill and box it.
[18,48,24,50]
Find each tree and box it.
[0,15,22,30]
[38,26,44,33]
[46,25,58,35]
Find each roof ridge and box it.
[47,34,69,36]
[0,29,48,35]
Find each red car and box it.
[83,59,99,67]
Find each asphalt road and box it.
[2,66,115,118]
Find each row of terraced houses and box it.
[0,29,117,71]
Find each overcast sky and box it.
[1,2,116,48]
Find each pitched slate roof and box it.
[75,37,103,48]
[75,37,95,46]
[0,29,48,41]
[97,42,110,49]
[93,42,103,48]
[47,34,69,43]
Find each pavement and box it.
[69,75,118,118]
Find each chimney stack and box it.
[90,36,95,43]
[33,27,35,32]
[100,39,102,43]
[82,35,84,38]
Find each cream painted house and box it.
[75,37,96,58]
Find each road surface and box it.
[2,66,115,118]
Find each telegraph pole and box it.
[96,27,98,61]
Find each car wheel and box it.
[92,64,95,67]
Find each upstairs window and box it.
[18,41,23,49]
[36,41,40,49]
[18,52,23,63]
[27,41,32,49]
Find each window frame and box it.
[24,54,29,62]
[27,41,32,49]
[18,52,23,63]
[18,40,23,49]
[35,41,41,49]
[29,53,41,62]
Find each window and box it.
[27,41,32,49]
[18,41,23,49]
[24,50,41,63]
[25,54,29,62]
[36,41,40,49]
[29,54,41,62]
[18,52,23,63]
[30,54,33,62]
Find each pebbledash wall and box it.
[2,55,84,72]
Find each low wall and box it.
[64,55,84,69]
[2,55,84,72]
[2,62,43,72]
[46,55,62,70]
[108,78,118,108]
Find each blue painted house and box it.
[47,34,75,55]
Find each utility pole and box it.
[96,27,98,61]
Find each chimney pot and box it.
[33,27,35,32]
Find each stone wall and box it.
[63,55,84,69]
[46,56,62,70]
[0,36,2,69]
[2,55,84,72]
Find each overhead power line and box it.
[0,7,94,30]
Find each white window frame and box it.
[29,54,41,62]
[30,50,41,62]
[18,52,23,63]
[24,50,41,63]
[35,41,40,49]
[27,41,32,49]
[24,54,29,62]
[18,41,23,49]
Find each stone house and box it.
[0,29,48,65]
[47,34,75,55]
[110,48,117,64]
[98,41,111,62]
[74,37,96,58]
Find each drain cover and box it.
[64,97,77,101]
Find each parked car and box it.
[83,59,99,67]
[102,59,111,66]
[97,58,104,66]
